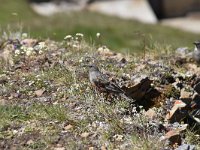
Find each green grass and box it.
[0,0,200,52]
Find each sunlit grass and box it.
[0,0,199,52]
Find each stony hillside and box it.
[0,32,200,150]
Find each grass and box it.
[0,0,200,52]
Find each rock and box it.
[145,108,157,119]
[180,89,193,104]
[0,44,14,67]
[88,0,157,24]
[97,46,127,62]
[0,98,6,105]
[35,88,46,97]
[166,100,187,123]
[31,1,87,16]
[26,139,34,145]
[88,147,94,150]
[180,90,192,99]
[175,144,195,150]
[123,77,152,100]
[97,46,114,57]
[21,39,38,47]
[80,132,90,138]
[185,63,200,75]
[194,82,200,94]
[54,147,65,150]
[162,129,182,146]
[101,145,107,150]
[64,124,73,130]
[161,125,187,146]
[176,47,189,58]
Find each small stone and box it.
[35,88,45,97]
[81,132,90,138]
[145,108,156,119]
[26,139,34,145]
[166,100,187,123]
[162,130,182,146]
[101,145,107,150]
[64,124,73,130]
[175,144,195,150]
[88,147,94,150]
[0,98,6,105]
[174,100,187,108]
[54,147,65,150]
[180,90,192,100]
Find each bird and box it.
[87,64,131,100]
[193,41,200,63]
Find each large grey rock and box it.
[31,0,89,16]
[87,0,157,24]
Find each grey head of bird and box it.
[88,65,100,72]
[194,41,200,50]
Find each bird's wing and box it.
[106,82,125,93]
[93,73,110,87]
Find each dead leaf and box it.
[35,88,45,97]
[64,124,73,130]
[80,132,90,138]
[54,147,65,150]
[89,147,94,150]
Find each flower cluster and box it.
[14,41,48,57]
[64,33,84,49]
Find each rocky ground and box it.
[0,32,199,150]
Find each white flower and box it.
[26,50,32,56]
[76,33,84,37]
[79,57,83,63]
[113,134,123,141]
[72,44,78,48]
[20,45,26,51]
[26,47,34,56]
[22,33,28,39]
[38,42,46,49]
[39,50,43,54]
[64,35,72,40]
[15,49,20,55]
[96,32,101,38]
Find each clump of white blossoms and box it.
[75,33,84,42]
[34,41,48,54]
[64,35,72,40]
[19,45,35,56]
[96,32,101,38]
[75,33,84,38]
[64,35,73,47]
[64,33,84,49]
[21,33,28,39]
[14,49,21,56]
[26,47,34,56]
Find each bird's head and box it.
[193,41,200,49]
[88,64,100,72]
